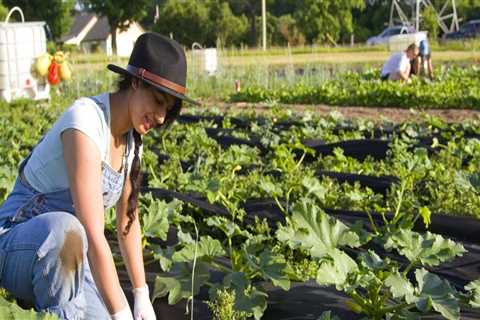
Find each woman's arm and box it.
[115,172,146,290]
[62,129,127,314]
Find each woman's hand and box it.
[133,284,156,320]
[111,304,134,320]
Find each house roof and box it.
[61,10,144,45]
[83,16,110,42]
[60,11,95,42]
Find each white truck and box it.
[367,25,427,52]
[366,25,415,46]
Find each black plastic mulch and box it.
[301,138,392,161]
[137,188,480,320]
[148,149,400,196]
[178,114,480,140]
[138,116,480,318]
[202,127,395,161]
[199,128,475,163]
[315,170,399,195]
[204,127,270,154]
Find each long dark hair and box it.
[118,75,182,235]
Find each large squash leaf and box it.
[277,199,361,258]
[316,249,358,290]
[415,268,460,320]
[172,236,225,262]
[385,229,465,267]
[153,261,210,305]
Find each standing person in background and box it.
[417,39,434,80]
[380,43,419,83]
[0,32,199,319]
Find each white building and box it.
[61,11,144,57]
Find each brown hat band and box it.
[127,65,186,95]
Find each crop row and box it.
[1,99,480,319]
[133,108,480,319]
[230,67,480,109]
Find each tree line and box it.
[1,0,480,49]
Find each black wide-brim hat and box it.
[107,32,200,106]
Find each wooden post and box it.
[262,0,267,51]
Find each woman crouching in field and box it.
[0,32,199,319]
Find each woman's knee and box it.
[35,211,87,274]
[35,212,87,252]
[32,212,88,311]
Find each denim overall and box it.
[0,97,131,319]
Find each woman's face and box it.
[129,80,176,135]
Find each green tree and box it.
[81,0,150,55]
[269,0,297,16]
[293,0,365,44]
[154,0,248,48]
[0,1,7,21]
[273,14,305,46]
[208,1,248,47]
[3,0,75,40]
[422,5,439,39]
[154,0,211,46]
[352,0,390,42]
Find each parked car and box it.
[367,25,416,46]
[444,20,480,40]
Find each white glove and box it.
[133,284,156,320]
[111,304,134,320]
[111,290,134,320]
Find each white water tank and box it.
[0,7,50,102]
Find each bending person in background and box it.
[0,32,199,319]
[380,43,419,83]
[417,39,434,80]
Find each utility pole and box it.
[415,0,420,31]
[154,2,159,24]
[262,0,267,51]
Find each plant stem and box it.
[211,261,231,273]
[402,260,418,277]
[148,164,159,182]
[285,187,294,215]
[294,151,306,170]
[392,181,407,225]
[190,222,199,320]
[378,290,391,310]
[350,290,372,314]
[379,210,389,226]
[273,196,287,215]
[366,210,380,235]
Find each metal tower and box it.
[389,0,459,33]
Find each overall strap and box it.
[90,95,131,176]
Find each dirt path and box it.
[200,101,480,123]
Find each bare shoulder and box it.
[61,129,102,168]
